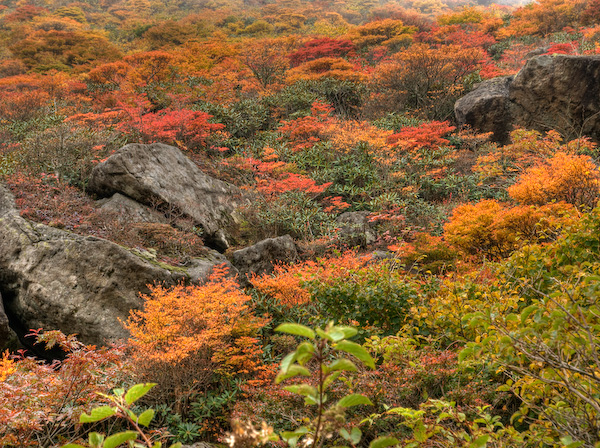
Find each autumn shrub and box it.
[306,261,419,337]
[126,222,206,263]
[6,173,97,230]
[124,268,268,425]
[200,99,273,140]
[369,44,483,119]
[288,38,356,66]
[507,151,600,209]
[463,207,600,447]
[0,330,127,447]
[444,199,576,259]
[12,121,120,186]
[396,233,459,274]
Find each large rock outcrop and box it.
[88,143,248,250]
[455,54,600,144]
[0,184,189,349]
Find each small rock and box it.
[232,235,298,281]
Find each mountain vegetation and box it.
[2,0,600,446]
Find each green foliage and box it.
[307,262,418,337]
[63,383,182,448]
[461,206,600,446]
[228,322,375,448]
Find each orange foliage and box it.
[349,18,416,51]
[0,331,125,447]
[508,152,600,208]
[370,43,483,118]
[125,268,268,405]
[444,199,576,259]
[497,0,586,38]
[285,57,366,83]
[250,251,371,307]
[475,129,599,185]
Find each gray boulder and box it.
[88,143,247,250]
[336,211,377,247]
[0,183,188,349]
[232,235,297,281]
[455,54,600,144]
[97,193,168,224]
[185,249,239,283]
[454,76,513,144]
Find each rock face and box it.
[0,183,188,349]
[455,55,600,144]
[455,76,513,143]
[232,235,297,281]
[0,293,18,350]
[88,143,247,250]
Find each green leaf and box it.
[88,432,105,448]
[104,431,138,448]
[151,443,162,448]
[124,383,157,406]
[468,435,490,448]
[458,346,473,363]
[369,436,399,448]
[326,359,358,373]
[316,327,334,341]
[348,427,362,444]
[413,420,426,442]
[322,370,342,390]
[137,409,155,427]
[276,365,311,383]
[295,342,316,364]
[334,340,375,369]
[275,323,315,339]
[328,327,348,342]
[338,326,358,339]
[521,304,538,324]
[168,444,182,448]
[284,384,318,398]
[280,351,297,373]
[337,394,373,408]
[80,406,116,423]
[62,444,86,448]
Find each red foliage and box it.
[387,121,456,150]
[543,42,579,54]
[288,38,356,67]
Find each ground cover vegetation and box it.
[2,0,600,445]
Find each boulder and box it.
[455,54,600,144]
[97,193,168,224]
[0,183,190,348]
[336,211,378,247]
[185,249,239,283]
[232,235,297,281]
[88,143,248,250]
[454,76,513,144]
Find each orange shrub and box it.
[285,57,366,83]
[250,251,371,307]
[124,268,268,408]
[0,331,125,447]
[444,199,576,259]
[508,151,600,208]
